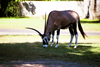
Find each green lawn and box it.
[80,19,100,31]
[0,35,100,66]
[0,18,44,30]
[0,18,100,31]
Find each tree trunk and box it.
[84,0,90,18]
[89,0,96,19]
[84,0,97,19]
[19,1,29,16]
[19,1,33,17]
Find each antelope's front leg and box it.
[55,29,60,48]
[51,31,55,47]
[55,35,59,48]
[74,33,78,48]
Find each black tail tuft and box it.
[78,18,87,39]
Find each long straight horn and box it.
[26,27,43,36]
[44,13,47,35]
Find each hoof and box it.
[51,44,53,47]
[74,46,77,48]
[67,46,70,47]
[55,44,58,48]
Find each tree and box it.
[84,0,97,19]
[19,0,36,17]
[0,0,20,17]
[89,0,97,19]
[0,0,26,17]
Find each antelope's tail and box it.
[78,18,87,39]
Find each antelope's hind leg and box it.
[68,26,74,47]
[73,22,78,48]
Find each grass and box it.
[0,35,100,66]
[0,18,100,31]
[0,18,44,30]
[80,19,99,22]
[80,19,100,31]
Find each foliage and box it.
[26,0,83,1]
[5,1,20,17]
[0,0,83,17]
[0,0,20,17]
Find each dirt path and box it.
[0,60,99,67]
[0,29,100,35]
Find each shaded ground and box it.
[0,60,98,67]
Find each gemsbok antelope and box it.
[26,10,87,48]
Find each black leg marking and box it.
[55,29,60,48]
[51,31,55,46]
[68,25,74,47]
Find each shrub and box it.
[0,0,20,17]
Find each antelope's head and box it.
[26,14,51,48]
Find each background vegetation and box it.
[0,0,85,17]
[26,0,83,1]
[0,0,99,20]
[0,0,20,17]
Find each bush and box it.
[0,0,20,17]
[5,1,20,17]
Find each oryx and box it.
[26,10,86,48]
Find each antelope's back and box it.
[46,10,79,32]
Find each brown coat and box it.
[45,10,79,35]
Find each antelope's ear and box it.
[26,27,43,37]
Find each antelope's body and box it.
[46,10,78,34]
[26,10,86,48]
